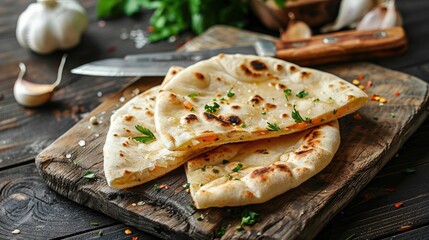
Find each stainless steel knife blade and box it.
[71,45,259,77]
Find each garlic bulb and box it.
[321,0,374,33]
[14,54,67,107]
[16,0,88,54]
[357,0,402,30]
[280,12,312,41]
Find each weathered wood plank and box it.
[36,62,429,239]
[0,163,120,240]
[61,224,157,240]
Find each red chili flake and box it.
[366,81,373,87]
[399,225,412,231]
[353,113,362,120]
[363,192,372,201]
[394,202,404,208]
[357,75,365,80]
[370,95,379,101]
[385,188,396,193]
[394,91,400,97]
[132,237,138,240]
[107,46,116,53]
[147,25,154,33]
[159,184,169,189]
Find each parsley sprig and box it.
[284,89,292,101]
[204,102,220,113]
[188,93,198,98]
[241,210,259,226]
[267,122,281,131]
[292,105,311,123]
[227,88,235,98]
[232,163,243,172]
[133,125,156,143]
[296,90,309,98]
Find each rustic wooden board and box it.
[35,28,429,239]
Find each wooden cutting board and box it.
[36,26,429,239]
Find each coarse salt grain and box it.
[89,116,98,125]
[12,229,20,234]
[66,153,72,159]
[119,96,126,102]
[78,140,86,147]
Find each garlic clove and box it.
[321,0,374,33]
[357,0,402,30]
[280,12,312,41]
[13,54,67,107]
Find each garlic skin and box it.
[16,0,88,54]
[281,13,312,41]
[321,0,374,33]
[357,0,402,30]
[14,55,67,107]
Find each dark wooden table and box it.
[1,1,429,239]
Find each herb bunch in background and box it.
[97,0,288,42]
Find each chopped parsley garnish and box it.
[236,225,244,231]
[183,183,190,190]
[241,210,259,226]
[240,122,247,128]
[213,169,219,174]
[390,112,396,118]
[204,102,220,113]
[233,178,240,180]
[284,89,292,101]
[227,88,235,98]
[222,160,229,164]
[261,149,268,154]
[188,93,198,98]
[261,111,267,115]
[216,226,227,237]
[313,98,320,102]
[152,184,160,190]
[267,122,280,131]
[133,125,156,143]
[82,171,96,179]
[333,109,338,115]
[90,221,99,226]
[232,163,243,172]
[189,204,196,210]
[292,105,311,123]
[296,90,309,98]
[200,183,205,187]
[201,165,206,172]
[196,214,204,221]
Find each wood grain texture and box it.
[35,62,429,239]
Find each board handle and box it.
[274,27,408,65]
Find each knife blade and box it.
[71,27,406,77]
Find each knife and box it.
[71,27,407,77]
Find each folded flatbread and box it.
[104,67,206,189]
[155,54,367,151]
[186,120,340,209]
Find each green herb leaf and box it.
[402,168,416,173]
[197,214,204,221]
[152,184,160,190]
[216,226,227,237]
[188,93,198,98]
[261,112,267,115]
[222,160,229,164]
[232,163,243,172]
[133,125,156,143]
[227,88,235,98]
[82,171,96,179]
[284,89,292,101]
[189,203,196,210]
[333,109,338,115]
[296,90,309,98]
[291,105,311,123]
[241,209,259,226]
[345,233,357,240]
[240,122,247,128]
[267,122,280,131]
[204,102,220,113]
[201,165,206,172]
[261,149,268,154]
[123,0,143,16]
[236,225,244,231]
[213,169,219,174]
[183,183,190,190]
[90,221,99,226]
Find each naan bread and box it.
[104,67,205,189]
[186,120,340,209]
[155,54,367,151]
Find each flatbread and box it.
[103,67,205,189]
[155,54,367,151]
[186,120,340,209]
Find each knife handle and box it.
[274,27,408,66]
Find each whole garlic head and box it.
[16,0,88,54]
